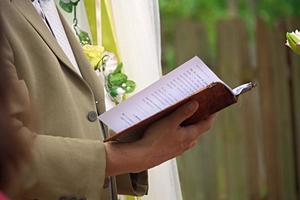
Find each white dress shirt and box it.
[32,0,82,76]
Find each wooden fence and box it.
[161,17,300,200]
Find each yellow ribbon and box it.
[84,0,120,60]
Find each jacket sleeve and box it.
[116,172,148,196]
[25,133,107,200]
[105,130,148,196]
[7,81,107,200]
[2,34,107,200]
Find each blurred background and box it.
[158,0,300,199]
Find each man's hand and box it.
[104,101,216,177]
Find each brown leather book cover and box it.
[100,56,256,142]
[103,82,254,142]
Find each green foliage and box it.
[113,63,123,74]
[123,80,136,93]
[160,0,300,22]
[159,0,227,70]
[258,0,300,22]
[77,30,92,45]
[107,63,136,94]
[59,0,73,13]
[108,73,128,87]
[109,86,119,97]
[159,0,300,70]
[286,31,300,56]
[59,0,80,13]
[159,0,227,20]
[160,0,227,51]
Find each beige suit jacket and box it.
[0,0,148,199]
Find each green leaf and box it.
[109,86,119,97]
[78,30,92,45]
[71,0,80,6]
[108,73,128,86]
[59,0,73,13]
[287,32,300,56]
[288,32,300,44]
[123,80,136,93]
[113,63,123,74]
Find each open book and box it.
[99,57,256,142]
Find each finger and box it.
[167,101,199,126]
[184,116,215,140]
[203,114,217,123]
[180,138,198,153]
[188,140,198,149]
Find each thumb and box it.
[167,101,199,126]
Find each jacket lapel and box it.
[12,0,82,78]
[60,12,106,114]
[12,0,105,114]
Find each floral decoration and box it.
[82,45,136,104]
[60,0,136,104]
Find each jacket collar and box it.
[12,0,83,79]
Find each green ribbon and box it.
[83,0,97,44]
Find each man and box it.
[0,0,216,199]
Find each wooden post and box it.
[174,19,212,67]
[228,0,238,17]
[173,19,217,200]
[256,17,281,200]
[228,17,266,200]
[286,17,300,199]
[256,17,297,200]
[271,20,297,200]
[216,17,252,200]
[256,19,280,200]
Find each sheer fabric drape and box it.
[109,1,182,199]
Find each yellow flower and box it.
[82,45,105,70]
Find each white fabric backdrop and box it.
[109,1,182,199]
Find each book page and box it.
[232,82,256,96]
[99,56,223,133]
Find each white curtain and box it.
[109,1,182,200]
[109,0,161,91]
